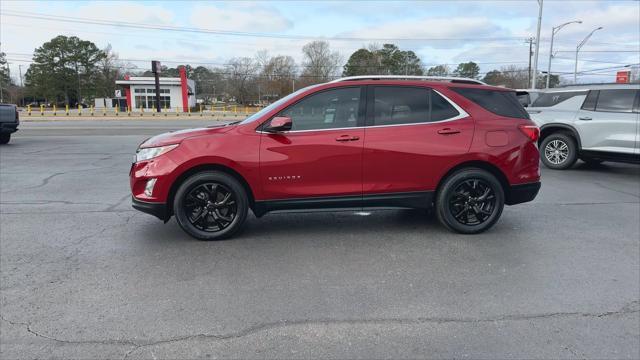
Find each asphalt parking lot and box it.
[1,120,639,359]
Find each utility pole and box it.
[574,27,603,84]
[526,37,534,86]
[18,65,24,106]
[546,20,582,88]
[151,61,162,113]
[76,63,81,106]
[531,0,544,89]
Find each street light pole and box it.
[531,0,544,89]
[574,27,603,83]
[546,20,582,88]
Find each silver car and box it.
[527,84,640,169]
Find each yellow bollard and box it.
[90,105,94,116]
[40,104,44,116]
[176,107,180,116]
[234,105,237,117]
[140,106,143,116]
[199,104,203,117]
[53,105,56,116]
[115,105,119,116]
[66,104,69,116]
[127,106,131,116]
[188,106,191,117]
[28,105,31,116]
[78,104,82,116]
[164,103,168,117]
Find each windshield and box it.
[239,85,320,125]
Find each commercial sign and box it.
[616,71,630,84]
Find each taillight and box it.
[518,124,539,142]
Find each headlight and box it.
[136,144,179,162]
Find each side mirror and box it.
[265,116,292,133]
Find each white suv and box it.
[527,84,640,169]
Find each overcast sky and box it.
[1,0,638,83]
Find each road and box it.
[1,120,639,359]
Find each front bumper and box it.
[132,197,169,221]
[506,181,541,205]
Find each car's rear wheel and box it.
[0,134,10,144]
[540,133,577,170]
[436,168,505,234]
[173,171,248,240]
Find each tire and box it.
[0,134,10,144]
[540,133,578,170]
[436,168,505,234]
[173,171,249,241]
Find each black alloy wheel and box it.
[436,168,505,234]
[174,171,248,240]
[184,183,237,232]
[448,179,497,226]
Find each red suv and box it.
[131,76,541,240]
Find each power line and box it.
[0,10,526,42]
[5,52,530,69]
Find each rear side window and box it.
[452,87,529,119]
[581,90,599,111]
[595,90,636,113]
[531,91,587,107]
[431,91,460,121]
[371,87,460,126]
[373,87,430,126]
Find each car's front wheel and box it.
[540,133,578,170]
[436,168,505,234]
[0,134,10,144]
[173,171,249,240]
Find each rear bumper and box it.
[506,181,541,205]
[132,197,168,221]
[0,122,18,134]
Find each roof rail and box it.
[329,75,486,85]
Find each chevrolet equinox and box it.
[130,76,541,240]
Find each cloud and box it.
[189,3,292,33]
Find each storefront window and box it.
[133,88,171,109]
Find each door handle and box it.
[437,128,461,135]
[335,135,359,142]
[579,117,592,121]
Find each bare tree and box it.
[497,65,529,89]
[300,41,341,85]
[262,55,297,99]
[97,44,120,98]
[226,57,258,104]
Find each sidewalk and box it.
[20,113,249,122]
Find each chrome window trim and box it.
[256,88,469,134]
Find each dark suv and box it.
[130,76,541,240]
[0,104,19,144]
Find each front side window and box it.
[594,89,637,113]
[278,87,361,131]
